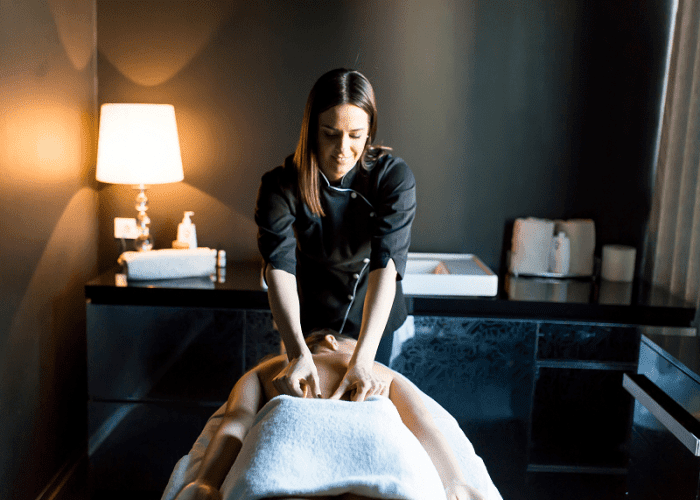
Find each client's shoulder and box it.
[252,354,287,379]
[373,360,397,380]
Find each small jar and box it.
[217,249,226,268]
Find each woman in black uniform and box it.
[255,68,416,402]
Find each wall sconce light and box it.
[96,103,184,251]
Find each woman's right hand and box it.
[174,481,222,500]
[272,353,322,398]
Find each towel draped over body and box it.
[220,395,447,500]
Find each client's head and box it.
[304,329,356,355]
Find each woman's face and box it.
[316,103,370,183]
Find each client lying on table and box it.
[173,330,484,500]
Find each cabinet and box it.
[86,303,279,495]
[529,322,640,473]
[390,316,643,476]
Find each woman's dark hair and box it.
[293,68,391,216]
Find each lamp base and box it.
[134,185,154,251]
[134,233,154,252]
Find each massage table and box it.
[161,372,503,500]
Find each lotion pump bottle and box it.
[177,211,197,249]
[549,231,570,275]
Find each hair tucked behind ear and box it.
[294,68,391,216]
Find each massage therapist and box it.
[255,68,416,402]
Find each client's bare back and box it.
[256,351,393,402]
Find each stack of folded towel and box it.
[118,248,217,281]
[509,218,596,276]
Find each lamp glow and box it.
[96,103,184,251]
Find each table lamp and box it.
[96,103,184,251]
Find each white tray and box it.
[403,252,498,297]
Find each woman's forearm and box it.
[265,265,308,359]
[351,259,397,367]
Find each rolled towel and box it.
[220,395,447,500]
[118,248,217,281]
[601,244,636,282]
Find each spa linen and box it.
[118,248,217,280]
[220,395,447,500]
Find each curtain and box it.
[644,0,700,324]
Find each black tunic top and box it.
[255,154,416,338]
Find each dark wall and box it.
[97,0,674,273]
[0,1,98,499]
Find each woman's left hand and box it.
[329,363,388,402]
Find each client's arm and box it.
[174,369,263,500]
[390,378,484,500]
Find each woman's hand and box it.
[272,353,322,398]
[445,481,485,500]
[330,362,388,402]
[174,481,222,500]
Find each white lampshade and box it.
[96,103,184,185]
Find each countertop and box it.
[85,261,697,327]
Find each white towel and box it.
[220,395,447,500]
[161,372,503,500]
[118,248,217,281]
[509,217,555,275]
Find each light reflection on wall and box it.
[97,0,237,87]
[2,103,82,183]
[174,104,243,189]
[1,186,98,495]
[47,0,96,71]
[0,0,97,496]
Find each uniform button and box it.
[350,192,357,199]
[348,294,354,301]
[363,258,370,264]
[353,273,360,280]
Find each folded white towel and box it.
[118,248,217,281]
[220,395,447,500]
[510,217,555,275]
